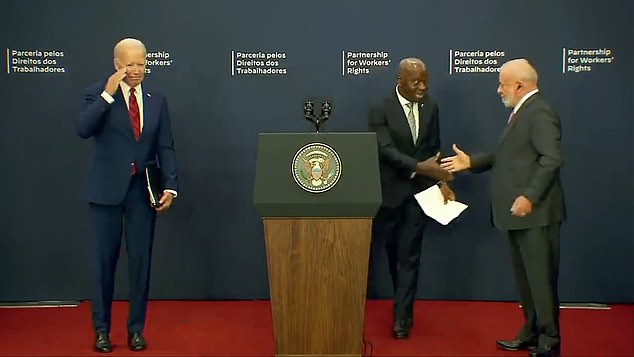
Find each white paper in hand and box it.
[414,185,468,225]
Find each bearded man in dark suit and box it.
[442,58,565,357]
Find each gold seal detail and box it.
[292,142,342,193]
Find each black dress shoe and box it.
[529,345,560,357]
[127,332,147,351]
[392,318,413,339]
[496,338,537,351]
[94,332,112,353]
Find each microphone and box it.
[304,99,315,122]
[320,100,331,122]
[303,98,332,133]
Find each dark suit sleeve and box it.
[76,86,111,139]
[470,152,494,173]
[156,98,178,192]
[368,104,417,177]
[523,108,563,204]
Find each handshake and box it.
[416,155,453,182]
[416,144,472,181]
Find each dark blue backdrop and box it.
[0,0,632,303]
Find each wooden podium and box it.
[254,133,381,357]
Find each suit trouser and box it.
[90,174,156,334]
[371,198,429,320]
[508,223,560,348]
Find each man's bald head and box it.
[399,58,426,74]
[114,38,146,59]
[397,57,428,102]
[497,59,539,108]
[500,59,538,85]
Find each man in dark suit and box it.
[368,58,453,339]
[77,38,178,353]
[441,59,565,357]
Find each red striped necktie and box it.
[129,88,140,175]
[129,88,141,141]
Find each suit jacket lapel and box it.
[388,93,416,146]
[140,89,157,142]
[499,113,515,144]
[499,93,539,144]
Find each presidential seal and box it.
[292,142,342,193]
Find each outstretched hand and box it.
[440,144,471,173]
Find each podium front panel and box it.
[254,132,381,217]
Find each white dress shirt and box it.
[100,83,144,131]
[513,88,539,114]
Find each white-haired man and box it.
[77,38,178,353]
[442,59,565,357]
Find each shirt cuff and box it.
[100,91,114,104]
[163,189,177,198]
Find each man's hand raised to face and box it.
[104,67,127,96]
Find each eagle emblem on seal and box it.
[292,143,342,193]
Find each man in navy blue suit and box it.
[77,38,178,353]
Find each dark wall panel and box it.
[0,0,631,302]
